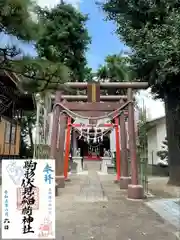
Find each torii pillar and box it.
[127,88,144,199]
[119,100,131,189]
[50,91,66,188]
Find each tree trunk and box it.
[165,91,180,185]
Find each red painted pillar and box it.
[64,117,71,180]
[115,117,121,181]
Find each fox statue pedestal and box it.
[72,156,83,173]
[101,157,112,174]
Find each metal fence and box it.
[138,157,149,194]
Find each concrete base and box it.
[55,184,58,196]
[65,178,71,182]
[56,176,65,188]
[114,179,120,184]
[73,157,82,173]
[127,184,144,199]
[101,157,112,174]
[119,176,131,189]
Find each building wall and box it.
[147,119,166,165]
[156,119,166,151]
[147,127,157,164]
[0,117,20,156]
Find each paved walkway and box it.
[74,170,107,202]
[55,171,177,239]
[0,170,178,239]
[146,198,180,229]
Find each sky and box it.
[1,0,165,120]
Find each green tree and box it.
[96,54,135,94]
[101,0,180,185]
[137,105,148,155]
[0,0,39,40]
[84,67,94,82]
[36,3,91,83]
[0,0,40,76]
[19,111,36,158]
[16,58,70,93]
[0,0,70,93]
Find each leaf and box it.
[36,3,91,82]
[100,0,180,97]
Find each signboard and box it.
[2,159,55,239]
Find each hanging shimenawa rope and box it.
[58,111,113,141]
[73,127,113,142]
[56,100,123,145]
[53,100,131,120]
[57,109,114,143]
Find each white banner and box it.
[2,159,55,239]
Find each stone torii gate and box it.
[50,81,148,199]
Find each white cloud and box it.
[36,0,81,9]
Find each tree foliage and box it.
[36,3,91,82]
[0,0,40,76]
[100,0,180,98]
[137,106,148,153]
[14,58,70,93]
[96,54,135,94]
[0,0,40,41]
[19,111,36,158]
[83,67,94,82]
[0,1,72,93]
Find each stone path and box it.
[75,171,108,202]
[146,198,180,229]
[54,172,177,239]
[0,169,178,239]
